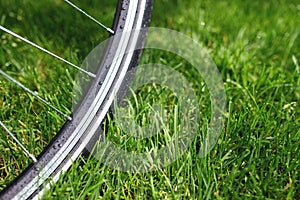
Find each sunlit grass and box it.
[1,0,300,199]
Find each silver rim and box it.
[3,0,149,199]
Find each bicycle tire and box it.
[0,0,153,199]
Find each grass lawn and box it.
[1,0,300,199]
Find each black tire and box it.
[0,0,153,199]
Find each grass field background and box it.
[0,0,300,199]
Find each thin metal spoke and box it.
[0,69,72,121]
[64,0,114,34]
[0,121,37,163]
[0,25,96,78]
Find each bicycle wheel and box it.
[0,0,153,199]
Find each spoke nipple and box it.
[88,72,97,78]
[29,154,38,163]
[107,28,115,35]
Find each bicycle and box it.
[0,0,153,199]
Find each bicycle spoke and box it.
[64,0,114,34]
[0,0,154,198]
[0,69,72,121]
[0,121,37,163]
[0,25,96,78]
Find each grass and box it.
[0,0,300,199]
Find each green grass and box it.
[1,0,300,199]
